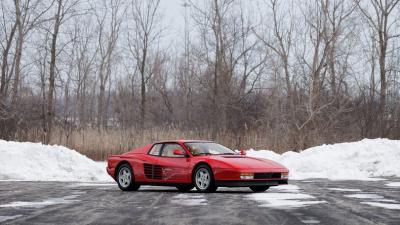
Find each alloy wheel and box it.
[118,167,132,188]
[195,168,211,190]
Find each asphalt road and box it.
[1,179,400,225]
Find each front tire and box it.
[193,165,217,193]
[249,186,269,192]
[116,163,140,191]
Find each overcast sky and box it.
[159,0,187,49]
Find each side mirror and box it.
[173,149,186,156]
[240,149,247,155]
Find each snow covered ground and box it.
[0,140,111,182]
[247,138,400,181]
[0,138,399,182]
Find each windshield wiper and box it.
[195,153,212,156]
[217,153,236,155]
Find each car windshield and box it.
[184,142,236,156]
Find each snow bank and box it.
[0,140,112,182]
[247,139,400,180]
[1,138,399,182]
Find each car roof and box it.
[153,140,213,144]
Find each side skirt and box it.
[136,182,192,187]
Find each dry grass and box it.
[13,125,360,160]
[14,127,296,160]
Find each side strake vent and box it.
[144,163,162,179]
[254,173,281,179]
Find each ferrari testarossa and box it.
[107,140,289,192]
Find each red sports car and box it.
[106,140,289,192]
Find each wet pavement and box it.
[1,179,400,224]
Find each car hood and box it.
[208,155,288,170]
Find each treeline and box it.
[1,0,399,158]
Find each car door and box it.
[141,143,163,181]
[157,143,191,183]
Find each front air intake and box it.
[254,172,281,179]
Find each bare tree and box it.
[191,0,264,142]
[0,2,17,109]
[74,18,97,128]
[127,0,162,130]
[0,0,399,157]
[46,0,78,143]
[94,0,124,130]
[12,0,52,103]
[356,0,400,135]
[190,0,233,138]
[255,0,293,104]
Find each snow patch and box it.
[171,194,207,206]
[270,184,301,192]
[248,185,326,209]
[247,139,400,180]
[385,182,400,187]
[326,188,362,192]
[361,202,400,210]
[345,192,400,209]
[0,195,79,209]
[248,192,326,209]
[68,182,115,187]
[345,193,383,199]
[300,219,320,224]
[373,199,398,203]
[0,140,112,182]
[0,215,22,223]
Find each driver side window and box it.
[161,144,185,158]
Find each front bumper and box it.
[215,179,288,187]
[106,167,115,179]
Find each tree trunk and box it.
[140,47,147,131]
[12,0,23,104]
[97,80,104,130]
[46,0,62,144]
[378,36,387,135]
[0,23,17,103]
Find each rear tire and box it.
[116,163,140,191]
[249,186,269,192]
[193,164,217,193]
[176,184,194,192]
